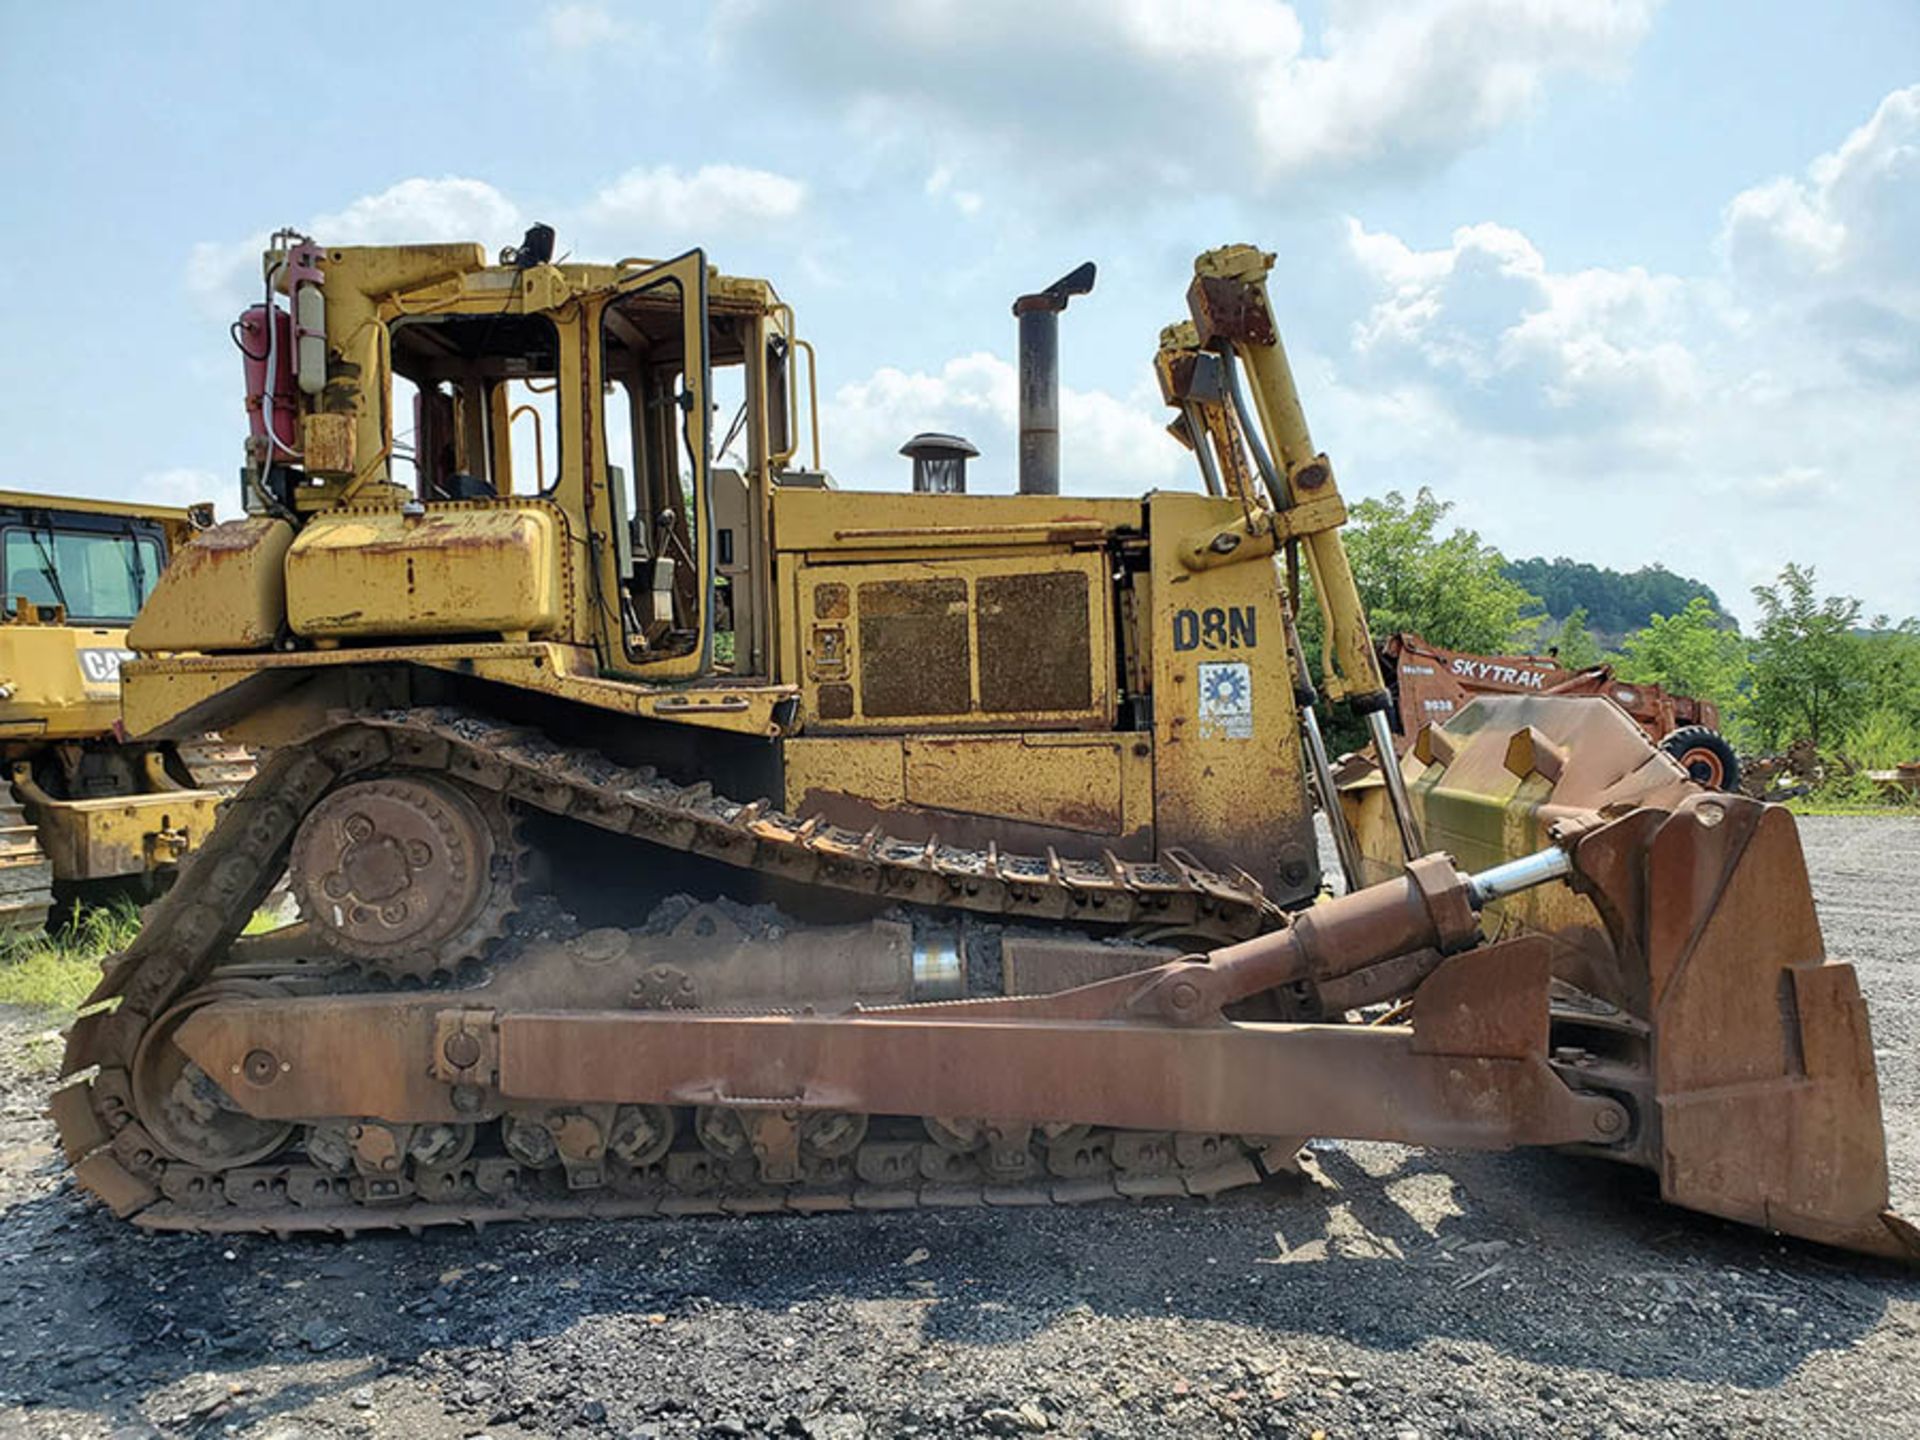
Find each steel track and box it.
[53,707,1285,1233]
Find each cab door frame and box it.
[585,250,713,681]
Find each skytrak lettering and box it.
[1172,606,1257,652]
[1449,658,1546,689]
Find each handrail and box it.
[508,404,547,493]
[770,304,823,473]
[794,336,821,470]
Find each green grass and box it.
[0,900,142,1014]
[1786,797,1920,818]
[1781,764,1920,816]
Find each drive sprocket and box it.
[289,772,520,980]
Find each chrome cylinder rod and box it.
[1302,703,1364,891]
[1279,591,1365,892]
[1365,707,1424,860]
[1466,845,1574,908]
[1219,348,1287,510]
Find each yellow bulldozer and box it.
[51,228,1914,1263]
[0,491,252,931]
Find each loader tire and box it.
[1660,725,1740,791]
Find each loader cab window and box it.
[389,313,562,502]
[600,275,708,663]
[2,521,165,624]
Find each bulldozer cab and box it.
[0,492,241,931]
[378,252,714,680]
[365,247,803,685]
[0,492,206,737]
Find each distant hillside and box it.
[1502,557,1733,641]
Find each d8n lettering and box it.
[1172,606,1257,652]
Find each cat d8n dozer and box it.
[51,231,1913,1262]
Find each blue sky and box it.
[2,1,1915,624]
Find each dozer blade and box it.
[1342,694,1918,1263]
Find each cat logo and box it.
[78,648,135,685]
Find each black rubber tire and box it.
[1659,725,1741,791]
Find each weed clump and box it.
[0,899,142,1014]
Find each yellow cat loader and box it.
[0,492,252,930]
[51,230,1914,1262]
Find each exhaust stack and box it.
[1013,262,1096,495]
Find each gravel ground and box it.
[0,815,1914,1440]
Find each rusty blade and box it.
[1631,795,1918,1263]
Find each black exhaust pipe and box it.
[1013,262,1095,495]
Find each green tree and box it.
[1332,488,1540,654]
[1297,488,1539,751]
[1502,555,1727,638]
[1857,619,1920,725]
[1616,596,1751,721]
[1746,564,1866,750]
[1550,607,1605,670]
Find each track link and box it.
[53,707,1286,1233]
[0,794,53,936]
[127,1124,1296,1237]
[174,735,259,797]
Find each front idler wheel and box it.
[131,982,296,1171]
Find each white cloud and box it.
[1254,0,1656,180]
[312,178,523,246]
[1319,85,1920,622]
[1723,85,1920,291]
[140,467,231,515]
[1745,465,1838,508]
[1345,218,1697,435]
[717,0,1658,195]
[824,351,1184,495]
[186,164,807,323]
[583,164,805,237]
[185,241,263,320]
[541,2,635,51]
[1720,83,1920,384]
[187,177,522,319]
[924,167,983,217]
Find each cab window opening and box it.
[389,313,562,502]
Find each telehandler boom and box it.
[51,229,1913,1262]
